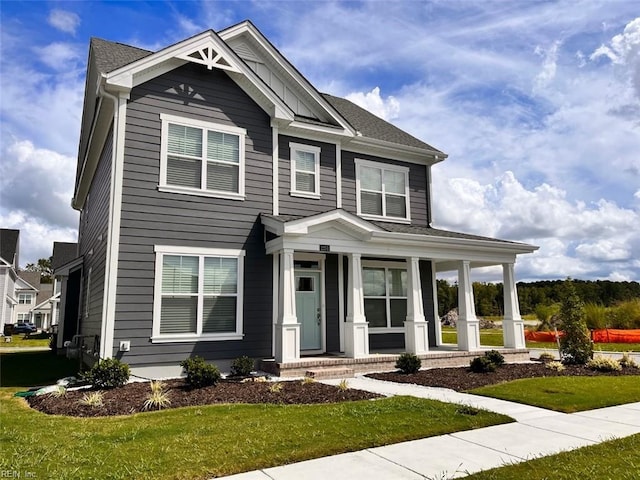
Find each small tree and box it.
[558,280,593,365]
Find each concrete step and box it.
[305,367,355,380]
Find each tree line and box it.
[437,279,640,318]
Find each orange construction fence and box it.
[525,329,640,344]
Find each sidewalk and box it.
[218,376,640,480]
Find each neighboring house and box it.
[51,242,80,348]
[30,283,56,330]
[14,271,40,325]
[64,21,537,377]
[0,229,20,332]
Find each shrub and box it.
[584,303,608,330]
[84,358,130,389]
[538,352,556,362]
[535,303,560,331]
[558,280,593,365]
[268,382,283,393]
[230,356,254,377]
[301,376,315,385]
[587,355,622,372]
[470,356,496,373]
[143,380,171,411]
[484,350,505,367]
[180,356,221,388]
[545,361,565,372]
[79,391,104,407]
[395,353,421,374]
[337,379,349,391]
[610,299,640,329]
[619,352,639,369]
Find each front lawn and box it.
[1,351,79,387]
[0,332,51,349]
[0,391,511,479]
[465,433,640,480]
[470,375,640,412]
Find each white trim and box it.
[151,246,245,342]
[159,113,247,200]
[272,123,279,216]
[289,142,321,198]
[100,90,127,359]
[355,158,411,223]
[336,144,342,209]
[294,266,326,354]
[362,262,408,332]
[431,261,442,347]
[272,253,279,357]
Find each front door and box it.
[295,271,322,351]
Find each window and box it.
[17,313,30,323]
[159,114,246,200]
[363,265,407,330]
[355,159,410,222]
[18,294,32,305]
[152,246,245,342]
[290,142,321,198]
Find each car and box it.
[12,323,36,334]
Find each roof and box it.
[52,242,78,271]
[18,271,41,290]
[89,35,443,153]
[0,229,19,267]
[322,94,443,153]
[261,212,526,246]
[34,283,53,305]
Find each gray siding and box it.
[278,135,337,216]
[114,63,273,366]
[78,129,112,342]
[419,260,438,347]
[341,150,429,225]
[324,254,340,352]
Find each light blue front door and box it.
[295,271,321,351]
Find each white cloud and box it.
[346,87,400,121]
[533,41,561,91]
[47,9,80,35]
[36,42,81,71]
[575,240,630,262]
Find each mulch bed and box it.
[368,362,640,391]
[27,379,382,417]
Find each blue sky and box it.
[1,0,639,282]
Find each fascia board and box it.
[261,216,285,236]
[219,23,356,135]
[371,230,539,255]
[287,120,354,139]
[53,256,84,277]
[283,210,382,235]
[346,137,446,166]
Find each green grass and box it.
[440,327,640,351]
[0,351,511,479]
[0,332,51,349]
[470,376,640,413]
[465,433,640,479]
[1,351,80,387]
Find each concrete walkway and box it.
[218,376,640,480]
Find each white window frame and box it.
[289,142,321,199]
[18,294,33,305]
[355,159,411,223]
[362,260,407,333]
[151,245,245,343]
[158,113,247,200]
[17,313,30,323]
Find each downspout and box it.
[98,84,126,359]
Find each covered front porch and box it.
[261,210,538,372]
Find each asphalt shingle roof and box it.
[91,37,152,73]
[52,242,79,270]
[0,229,19,266]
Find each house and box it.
[51,241,80,347]
[14,271,40,325]
[62,21,537,377]
[30,283,56,331]
[0,228,20,331]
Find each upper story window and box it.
[18,293,33,305]
[152,246,245,343]
[159,114,246,200]
[355,159,410,223]
[289,142,321,198]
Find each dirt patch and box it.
[368,362,640,391]
[27,379,382,417]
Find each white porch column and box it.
[274,249,300,363]
[502,263,526,348]
[344,253,369,358]
[457,260,480,350]
[404,257,429,354]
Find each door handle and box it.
[317,308,321,324]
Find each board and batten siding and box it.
[341,150,429,225]
[278,135,337,216]
[78,129,113,343]
[114,63,274,366]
